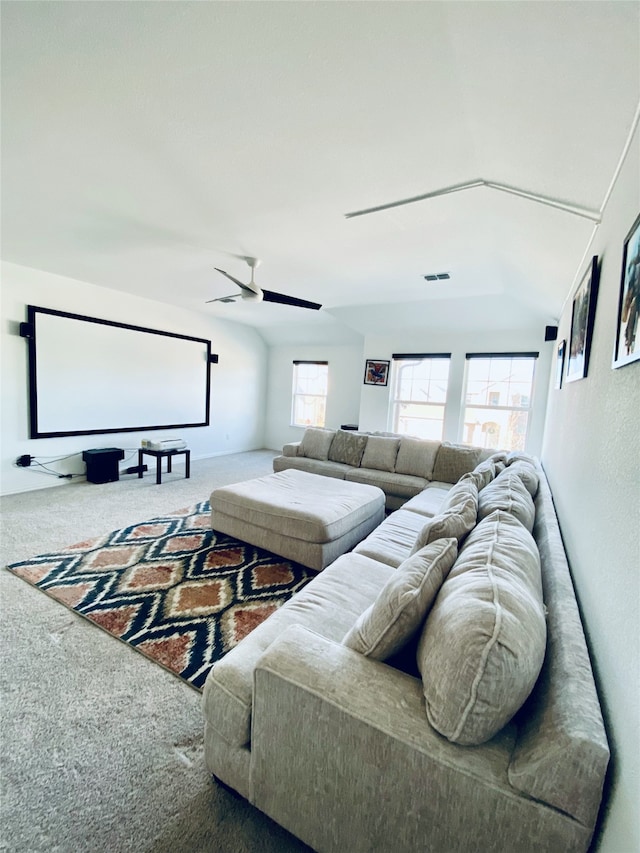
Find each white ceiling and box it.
[2,1,639,344]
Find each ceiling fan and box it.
[206,257,322,310]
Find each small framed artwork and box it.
[555,339,566,389]
[566,256,600,383]
[612,211,640,369]
[363,359,390,386]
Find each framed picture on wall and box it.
[363,359,390,386]
[612,211,640,369]
[566,256,600,383]
[555,339,566,389]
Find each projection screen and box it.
[26,306,211,438]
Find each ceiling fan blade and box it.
[261,289,322,310]
[214,267,257,294]
[205,292,238,304]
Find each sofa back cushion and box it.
[360,435,400,472]
[432,442,483,484]
[342,538,457,660]
[328,429,368,466]
[505,458,540,497]
[417,510,546,745]
[478,470,535,532]
[394,438,440,480]
[411,480,478,553]
[300,428,336,461]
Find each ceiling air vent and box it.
[424,272,450,281]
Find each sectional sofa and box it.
[203,433,609,853]
[273,427,495,510]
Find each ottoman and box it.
[210,469,385,571]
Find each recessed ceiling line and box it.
[598,97,640,215]
[344,179,602,223]
[344,179,485,219]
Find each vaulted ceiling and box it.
[2,1,639,344]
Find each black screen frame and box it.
[26,305,212,439]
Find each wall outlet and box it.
[17,454,32,467]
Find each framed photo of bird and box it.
[364,359,390,386]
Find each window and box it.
[462,353,538,451]
[390,354,451,440]
[291,361,328,427]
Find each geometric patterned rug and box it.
[5,500,314,690]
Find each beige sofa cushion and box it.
[489,451,508,471]
[417,509,546,745]
[211,469,383,544]
[360,435,400,472]
[203,553,394,747]
[343,538,457,660]
[507,450,535,465]
[273,455,351,480]
[328,429,368,466]
[460,458,497,492]
[478,471,535,532]
[299,428,336,460]
[401,486,451,518]
[353,508,427,568]
[438,479,478,514]
[432,442,483,484]
[394,438,440,480]
[411,481,478,553]
[345,468,426,500]
[505,459,540,497]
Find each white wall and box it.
[541,126,639,853]
[0,262,268,495]
[264,343,364,449]
[358,329,552,455]
[263,327,551,455]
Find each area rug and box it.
[5,500,314,690]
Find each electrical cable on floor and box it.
[16,446,147,479]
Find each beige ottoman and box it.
[210,469,385,571]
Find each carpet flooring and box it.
[6,500,313,690]
[1,450,313,853]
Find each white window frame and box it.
[390,353,451,440]
[291,360,328,428]
[460,352,538,451]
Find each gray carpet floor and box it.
[0,451,312,853]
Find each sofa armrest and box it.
[282,441,301,457]
[250,626,586,853]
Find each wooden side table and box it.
[138,448,191,485]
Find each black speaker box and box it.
[545,325,558,342]
[82,447,125,484]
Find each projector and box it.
[141,438,187,451]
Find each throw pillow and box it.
[394,438,441,480]
[432,442,482,484]
[328,429,368,466]
[410,481,478,553]
[360,435,400,472]
[438,478,477,513]
[299,428,336,461]
[478,470,535,532]
[343,538,458,660]
[459,458,496,492]
[417,510,546,745]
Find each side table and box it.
[138,448,191,485]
